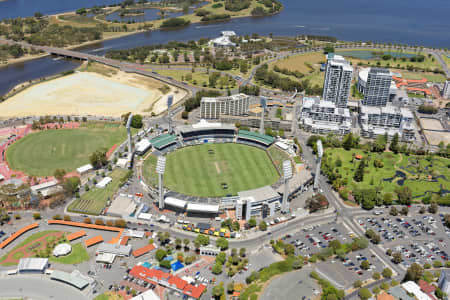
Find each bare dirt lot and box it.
[424,130,450,145]
[0,69,186,118]
[420,118,444,130]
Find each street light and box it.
[156,156,166,210]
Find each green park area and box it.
[324,148,450,201]
[153,69,237,90]
[145,143,280,198]
[6,123,127,176]
[0,230,89,266]
[68,168,129,215]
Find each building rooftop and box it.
[50,270,89,290]
[238,185,280,203]
[108,195,136,216]
[18,258,48,271]
[76,164,93,174]
[97,243,132,256]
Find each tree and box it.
[360,260,370,270]
[216,252,227,265]
[175,238,182,249]
[372,272,381,280]
[292,259,303,269]
[404,263,423,282]
[53,214,62,220]
[328,240,341,252]
[160,260,171,269]
[392,252,402,264]
[211,263,223,275]
[395,186,412,205]
[212,283,224,298]
[33,213,41,220]
[84,217,92,224]
[342,133,356,150]
[63,176,80,195]
[400,206,409,216]
[183,238,190,250]
[155,249,167,261]
[389,207,398,216]
[95,219,104,226]
[216,237,229,250]
[231,221,240,231]
[389,133,399,153]
[354,159,365,182]
[358,288,372,300]
[239,248,246,257]
[428,202,438,214]
[382,268,392,278]
[259,220,267,231]
[195,234,209,246]
[353,280,363,288]
[89,148,108,169]
[248,218,257,228]
[227,282,234,294]
[53,168,66,181]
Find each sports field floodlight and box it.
[126,113,133,166]
[156,156,167,210]
[167,95,174,133]
[281,160,292,214]
[314,140,323,190]
[259,96,266,134]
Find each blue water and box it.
[0,0,449,96]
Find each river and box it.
[0,0,449,96]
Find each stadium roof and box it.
[150,134,177,150]
[238,186,280,203]
[50,270,89,290]
[76,164,93,174]
[135,139,152,153]
[97,243,132,256]
[238,130,275,146]
[186,203,219,214]
[177,120,235,134]
[164,197,187,209]
[96,177,112,188]
[18,258,48,272]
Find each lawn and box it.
[49,242,90,264]
[142,154,158,188]
[267,145,291,174]
[6,125,128,176]
[161,143,280,197]
[0,230,58,266]
[153,69,237,90]
[68,168,128,215]
[325,148,450,199]
[94,293,125,300]
[271,52,324,74]
[397,70,447,83]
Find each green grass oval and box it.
[163,143,280,198]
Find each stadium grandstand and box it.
[237,130,275,148]
[150,134,178,151]
[176,120,235,143]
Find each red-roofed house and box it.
[128,266,206,299]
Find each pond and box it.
[335,50,417,60]
[105,2,207,23]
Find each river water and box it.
[0,0,449,96]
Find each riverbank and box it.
[0,62,186,118]
[0,0,280,67]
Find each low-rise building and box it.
[30,180,62,198]
[17,258,48,273]
[300,97,351,135]
[359,104,415,141]
[135,139,152,156]
[237,186,281,220]
[96,243,132,257]
[199,245,221,256]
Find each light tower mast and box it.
[282,160,293,214]
[259,97,266,134]
[156,156,167,210]
[167,95,173,134]
[314,140,323,190]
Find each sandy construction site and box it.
[0,69,187,118]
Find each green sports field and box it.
[161,143,280,197]
[6,125,127,176]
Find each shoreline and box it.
[0,1,283,69]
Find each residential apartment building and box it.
[300,97,352,135]
[359,104,415,141]
[362,68,392,106]
[322,54,353,108]
[200,93,249,119]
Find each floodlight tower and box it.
[167,95,173,134]
[156,156,167,210]
[282,160,293,214]
[126,113,133,163]
[259,97,266,134]
[314,139,323,190]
